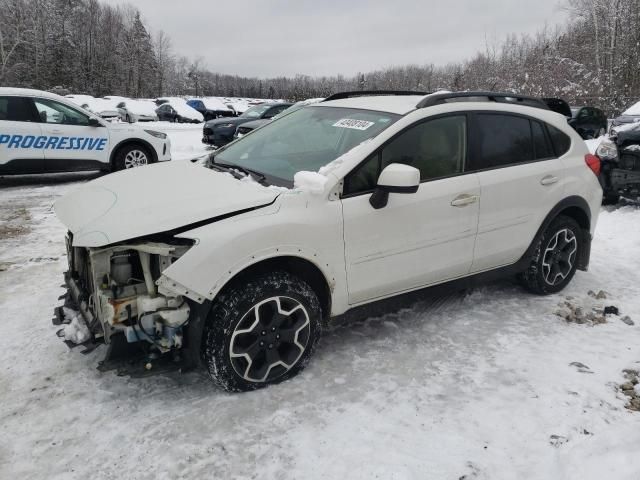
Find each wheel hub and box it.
[124,149,149,168]
[229,296,311,383]
[542,228,577,286]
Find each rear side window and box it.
[473,114,533,169]
[547,125,571,157]
[531,120,554,159]
[0,96,39,122]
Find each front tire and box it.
[113,144,152,171]
[519,215,583,295]
[202,271,322,392]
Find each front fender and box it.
[157,195,349,315]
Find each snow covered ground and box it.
[1,132,640,479]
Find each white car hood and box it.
[55,161,279,247]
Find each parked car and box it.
[611,100,640,130]
[117,99,159,123]
[234,98,324,139]
[203,102,292,147]
[156,101,203,123]
[596,122,640,203]
[0,88,171,174]
[568,106,608,139]
[78,98,121,121]
[54,90,601,392]
[187,98,235,121]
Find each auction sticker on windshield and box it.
[333,119,375,130]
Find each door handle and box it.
[451,194,479,207]
[540,175,559,186]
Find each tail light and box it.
[585,154,601,176]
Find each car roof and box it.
[317,95,425,115]
[0,87,66,101]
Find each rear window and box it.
[473,114,533,169]
[547,125,571,157]
[0,96,38,122]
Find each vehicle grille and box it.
[203,128,213,136]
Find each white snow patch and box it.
[61,308,90,344]
[293,171,327,194]
[623,101,640,115]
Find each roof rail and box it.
[416,91,550,110]
[323,90,429,102]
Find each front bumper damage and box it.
[53,235,206,375]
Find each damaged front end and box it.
[54,233,206,374]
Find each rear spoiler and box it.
[542,98,572,118]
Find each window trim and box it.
[341,112,470,199]
[466,111,562,174]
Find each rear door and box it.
[469,112,566,272]
[0,96,45,174]
[32,97,110,172]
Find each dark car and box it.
[568,106,608,139]
[202,102,292,147]
[611,101,640,131]
[187,99,235,121]
[155,103,202,123]
[596,123,640,204]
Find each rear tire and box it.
[519,215,583,295]
[202,271,322,392]
[602,193,620,205]
[113,144,153,171]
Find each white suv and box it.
[54,91,603,392]
[0,88,171,174]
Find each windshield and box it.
[240,104,270,119]
[214,106,400,185]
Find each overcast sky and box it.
[113,0,566,78]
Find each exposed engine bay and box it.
[54,234,199,371]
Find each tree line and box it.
[0,0,638,114]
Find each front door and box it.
[341,114,480,304]
[32,97,110,172]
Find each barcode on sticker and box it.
[332,119,375,130]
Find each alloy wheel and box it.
[229,296,311,383]
[542,228,577,286]
[124,149,149,168]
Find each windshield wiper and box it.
[211,160,268,185]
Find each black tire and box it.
[602,193,620,205]
[519,215,583,295]
[202,271,322,392]
[113,143,153,171]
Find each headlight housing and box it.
[595,138,618,160]
[144,130,167,139]
[217,123,236,128]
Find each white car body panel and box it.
[0,88,171,173]
[55,161,279,247]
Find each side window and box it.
[547,125,571,157]
[531,120,554,160]
[264,106,285,119]
[0,96,38,122]
[343,115,466,195]
[473,114,533,169]
[381,115,466,181]
[34,99,90,126]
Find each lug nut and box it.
[261,330,266,336]
[268,344,273,349]
[271,327,276,332]
[276,334,280,339]
[259,341,264,347]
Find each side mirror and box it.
[88,117,102,127]
[369,163,420,209]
